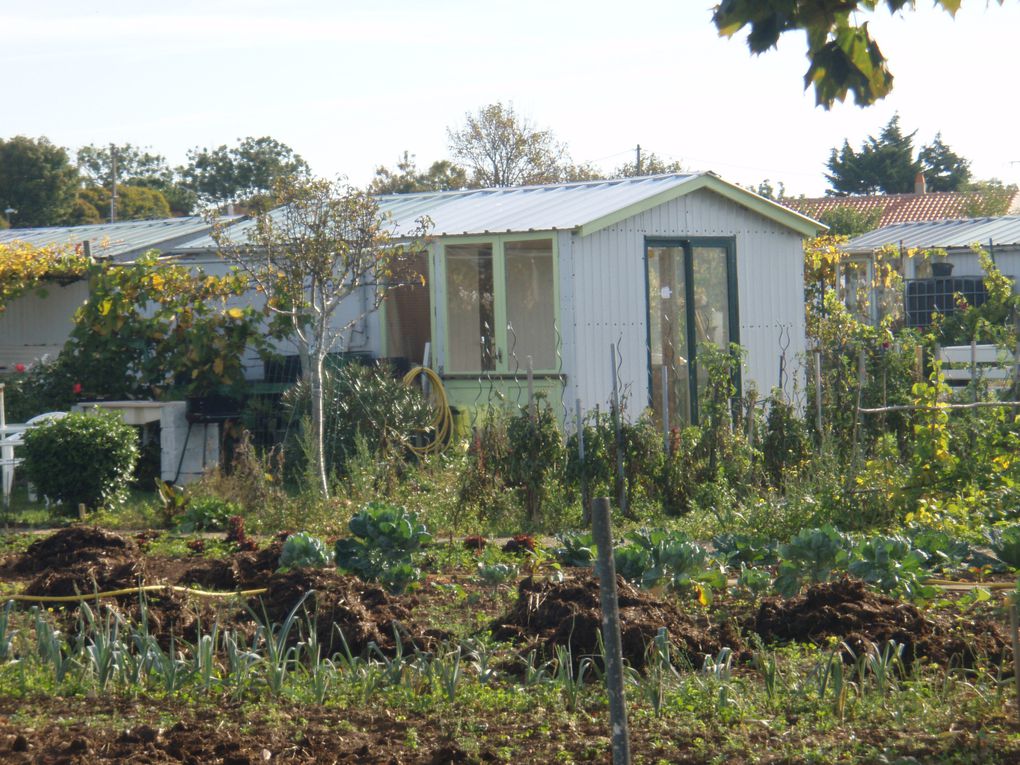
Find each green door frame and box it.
[644,236,740,425]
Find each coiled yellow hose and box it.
[402,366,453,457]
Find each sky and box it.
[3,0,1019,198]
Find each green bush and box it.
[762,392,809,491]
[565,407,662,518]
[22,410,139,512]
[279,532,333,569]
[334,502,431,593]
[505,398,563,523]
[284,360,432,479]
[176,496,241,532]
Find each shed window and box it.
[446,243,495,372]
[442,237,557,374]
[505,240,555,370]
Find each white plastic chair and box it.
[1,411,67,506]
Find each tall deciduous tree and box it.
[713,1,1005,108]
[77,143,195,216]
[77,143,172,188]
[211,177,431,496]
[613,151,685,178]
[182,136,310,210]
[0,136,79,227]
[447,103,575,188]
[370,151,468,194]
[78,185,172,222]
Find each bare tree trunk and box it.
[310,351,329,498]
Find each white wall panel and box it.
[569,188,807,418]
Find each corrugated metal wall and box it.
[183,255,384,380]
[567,187,807,418]
[939,246,1020,279]
[0,282,89,370]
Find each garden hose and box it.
[7,584,268,604]
[922,578,1016,591]
[402,366,453,457]
[6,579,1014,607]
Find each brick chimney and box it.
[914,172,927,195]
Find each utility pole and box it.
[110,143,118,223]
[636,144,642,176]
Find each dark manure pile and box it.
[16,526,138,574]
[18,527,145,600]
[255,569,446,657]
[490,572,742,670]
[754,578,1009,667]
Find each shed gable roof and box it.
[173,172,823,251]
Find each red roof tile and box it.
[787,190,1020,229]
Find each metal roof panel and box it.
[847,215,1020,252]
[0,217,222,262]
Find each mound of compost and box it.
[754,578,1008,666]
[255,569,443,657]
[232,535,289,588]
[490,573,742,669]
[15,526,138,574]
[22,558,144,600]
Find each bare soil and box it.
[754,578,1010,666]
[2,528,1010,672]
[490,573,743,669]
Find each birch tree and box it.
[211,177,431,496]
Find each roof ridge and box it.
[374,172,700,199]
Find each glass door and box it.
[647,239,737,426]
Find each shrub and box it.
[22,410,139,512]
[457,410,518,528]
[334,502,431,593]
[505,398,564,523]
[565,406,662,518]
[762,392,810,491]
[176,496,241,532]
[284,360,432,477]
[279,532,332,569]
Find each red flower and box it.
[14,363,25,373]
[72,382,83,394]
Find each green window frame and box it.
[440,233,560,376]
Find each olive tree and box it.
[211,176,431,496]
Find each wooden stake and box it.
[527,355,535,422]
[592,496,632,765]
[1010,600,1020,724]
[610,344,627,517]
[661,365,670,457]
[859,400,1020,415]
[814,349,823,443]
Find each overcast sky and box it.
[4,0,1018,197]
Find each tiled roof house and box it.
[786,174,1020,229]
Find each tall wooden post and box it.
[592,496,632,765]
[610,344,627,517]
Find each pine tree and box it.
[825,115,920,195]
[919,133,971,192]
